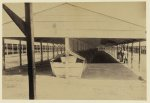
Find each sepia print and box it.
[2,2,146,100]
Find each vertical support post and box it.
[64,44,66,53]
[25,44,27,53]
[76,40,78,52]
[131,42,133,68]
[127,44,129,60]
[49,45,51,58]
[81,42,83,51]
[65,37,70,78]
[16,43,18,54]
[72,39,74,51]
[113,46,114,57]
[81,42,82,51]
[25,3,36,99]
[12,44,14,54]
[82,43,84,51]
[52,43,55,58]
[61,45,63,53]
[139,41,141,71]
[6,43,8,55]
[60,45,61,54]
[19,40,22,66]
[79,41,81,51]
[57,44,59,55]
[40,42,43,62]
[22,45,24,53]
[115,46,116,57]
[82,42,84,51]
[60,45,62,54]
[47,43,49,59]
[3,38,5,70]
[65,38,70,52]
[73,39,76,52]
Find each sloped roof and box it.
[2,2,146,38]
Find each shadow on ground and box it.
[3,60,54,76]
[91,51,118,63]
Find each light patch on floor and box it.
[2,75,146,100]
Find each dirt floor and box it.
[2,51,146,100]
[2,62,146,100]
[2,75,146,100]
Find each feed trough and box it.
[50,51,86,78]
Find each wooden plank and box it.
[3,4,26,36]
[25,3,36,99]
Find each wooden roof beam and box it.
[3,4,26,36]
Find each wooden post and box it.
[6,43,8,55]
[61,45,63,53]
[3,3,35,99]
[64,45,66,53]
[16,43,18,54]
[80,41,82,51]
[131,42,133,68]
[65,37,70,78]
[60,45,62,54]
[12,44,14,54]
[25,44,27,53]
[47,43,49,60]
[65,38,70,51]
[83,43,85,51]
[3,38,5,70]
[21,45,24,54]
[79,41,81,51]
[73,39,76,51]
[139,41,141,71]
[72,39,74,51]
[49,45,50,58]
[53,43,55,58]
[127,44,129,60]
[25,3,36,99]
[19,40,22,66]
[40,42,43,62]
[117,45,119,59]
[82,42,83,51]
[76,40,78,52]
[57,45,59,55]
